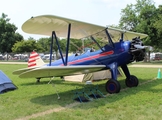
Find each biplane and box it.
[13,15,148,94]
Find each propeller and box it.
[130,37,146,62]
[134,44,146,49]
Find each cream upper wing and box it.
[22,15,148,41]
[22,15,105,39]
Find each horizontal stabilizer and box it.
[13,51,45,75]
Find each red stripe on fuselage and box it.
[68,50,114,65]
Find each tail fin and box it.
[28,51,45,68]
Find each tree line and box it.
[0,0,162,54]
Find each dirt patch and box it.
[16,102,79,120]
[0,62,27,64]
[129,64,162,68]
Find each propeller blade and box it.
[134,45,147,49]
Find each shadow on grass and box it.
[30,78,162,108]
[20,78,86,88]
[30,82,107,106]
[20,76,92,85]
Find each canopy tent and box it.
[0,70,17,94]
[64,69,122,82]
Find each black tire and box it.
[125,75,139,87]
[36,78,40,83]
[105,79,121,94]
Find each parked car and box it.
[150,52,162,61]
[0,54,4,60]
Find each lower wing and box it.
[13,67,39,75]
[19,65,106,78]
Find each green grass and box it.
[130,60,162,65]
[0,63,162,120]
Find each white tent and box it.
[64,69,122,82]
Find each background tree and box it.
[119,3,138,31]
[37,37,51,53]
[37,37,100,54]
[62,38,101,53]
[12,39,44,53]
[0,13,23,53]
[153,5,162,51]
[36,37,66,59]
[119,0,159,49]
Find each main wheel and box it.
[36,78,40,83]
[105,79,121,94]
[125,75,139,87]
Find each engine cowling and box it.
[130,37,146,62]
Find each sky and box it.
[0,0,162,39]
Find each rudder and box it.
[28,51,45,68]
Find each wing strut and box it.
[50,31,65,66]
[49,31,54,66]
[90,36,104,52]
[49,23,71,66]
[120,33,124,41]
[65,23,71,66]
[105,29,115,48]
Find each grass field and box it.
[1,62,162,120]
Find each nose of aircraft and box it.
[130,37,146,62]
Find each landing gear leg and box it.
[105,62,121,93]
[125,75,139,87]
[121,64,139,87]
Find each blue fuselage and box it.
[47,41,133,67]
